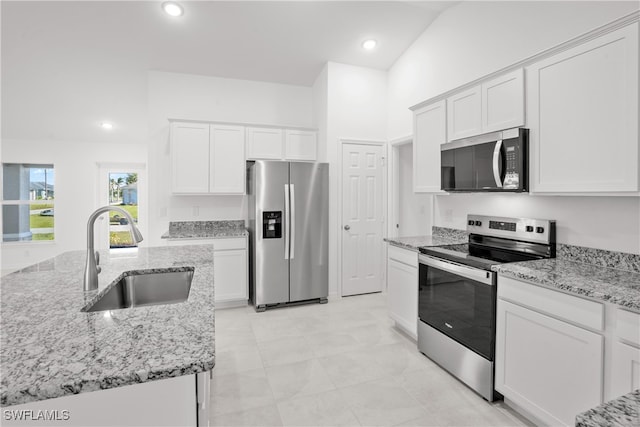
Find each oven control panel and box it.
[467,214,556,245]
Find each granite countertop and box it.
[161,220,248,239]
[576,389,640,427]
[384,227,468,251]
[494,259,640,312]
[0,245,215,407]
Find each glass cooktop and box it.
[419,242,544,271]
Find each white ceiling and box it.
[1,1,458,144]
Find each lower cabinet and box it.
[166,237,248,307]
[496,275,640,426]
[387,245,418,339]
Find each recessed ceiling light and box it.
[100,122,114,130]
[162,1,184,17]
[362,39,377,50]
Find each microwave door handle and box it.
[492,139,503,188]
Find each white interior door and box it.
[341,143,385,296]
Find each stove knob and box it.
[526,226,534,232]
[536,226,545,233]
[468,220,475,226]
[475,220,482,226]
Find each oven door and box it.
[418,254,496,360]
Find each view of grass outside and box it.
[109,172,139,248]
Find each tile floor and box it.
[210,292,533,427]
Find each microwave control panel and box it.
[502,132,527,190]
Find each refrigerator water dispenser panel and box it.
[262,211,282,239]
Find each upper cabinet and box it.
[246,127,283,160]
[246,126,317,161]
[447,69,525,142]
[170,121,245,195]
[527,23,639,193]
[413,100,446,193]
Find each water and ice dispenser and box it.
[262,211,282,239]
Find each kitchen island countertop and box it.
[0,245,215,407]
[576,389,640,427]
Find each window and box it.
[2,164,55,242]
[108,172,139,248]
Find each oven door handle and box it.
[419,255,494,286]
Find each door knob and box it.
[344,225,350,231]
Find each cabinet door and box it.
[210,125,245,194]
[496,299,603,426]
[610,341,640,399]
[527,23,639,193]
[285,129,316,161]
[387,257,418,339]
[171,122,210,194]
[482,69,524,133]
[413,100,446,193]
[214,248,248,303]
[447,85,482,141]
[246,127,283,160]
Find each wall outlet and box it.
[444,209,453,223]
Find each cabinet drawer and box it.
[498,276,604,331]
[388,245,418,267]
[617,309,640,346]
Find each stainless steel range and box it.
[418,214,556,401]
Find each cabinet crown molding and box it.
[167,118,316,132]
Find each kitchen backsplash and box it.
[168,220,245,235]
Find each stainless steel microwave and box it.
[441,128,528,192]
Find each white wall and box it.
[323,62,387,296]
[397,143,431,237]
[1,139,147,270]
[147,71,314,246]
[312,64,329,163]
[387,1,640,254]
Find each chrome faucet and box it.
[84,206,144,292]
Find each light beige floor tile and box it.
[317,347,386,388]
[277,389,361,426]
[250,316,303,342]
[340,376,428,426]
[210,368,275,416]
[210,404,283,427]
[258,335,315,367]
[214,342,264,375]
[368,343,432,377]
[399,366,480,411]
[306,330,364,357]
[347,323,406,347]
[265,358,336,401]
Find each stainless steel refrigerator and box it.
[247,160,329,311]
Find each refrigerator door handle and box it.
[284,184,290,260]
[290,184,295,260]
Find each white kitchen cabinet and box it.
[482,68,525,133]
[246,127,283,160]
[246,127,317,161]
[447,86,482,141]
[171,122,210,194]
[285,129,317,161]
[610,309,640,399]
[447,69,525,142]
[496,299,603,426]
[526,22,639,193]
[210,124,246,194]
[171,121,245,195]
[387,245,418,339]
[413,100,446,193]
[166,237,248,307]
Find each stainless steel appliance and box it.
[441,128,528,192]
[247,161,329,312]
[418,214,556,401]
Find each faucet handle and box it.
[95,251,100,265]
[96,266,102,274]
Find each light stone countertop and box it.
[161,220,247,239]
[493,259,640,312]
[384,235,468,251]
[0,245,215,407]
[576,389,640,427]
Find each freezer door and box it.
[253,161,290,306]
[289,162,329,302]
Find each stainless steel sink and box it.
[82,268,194,312]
